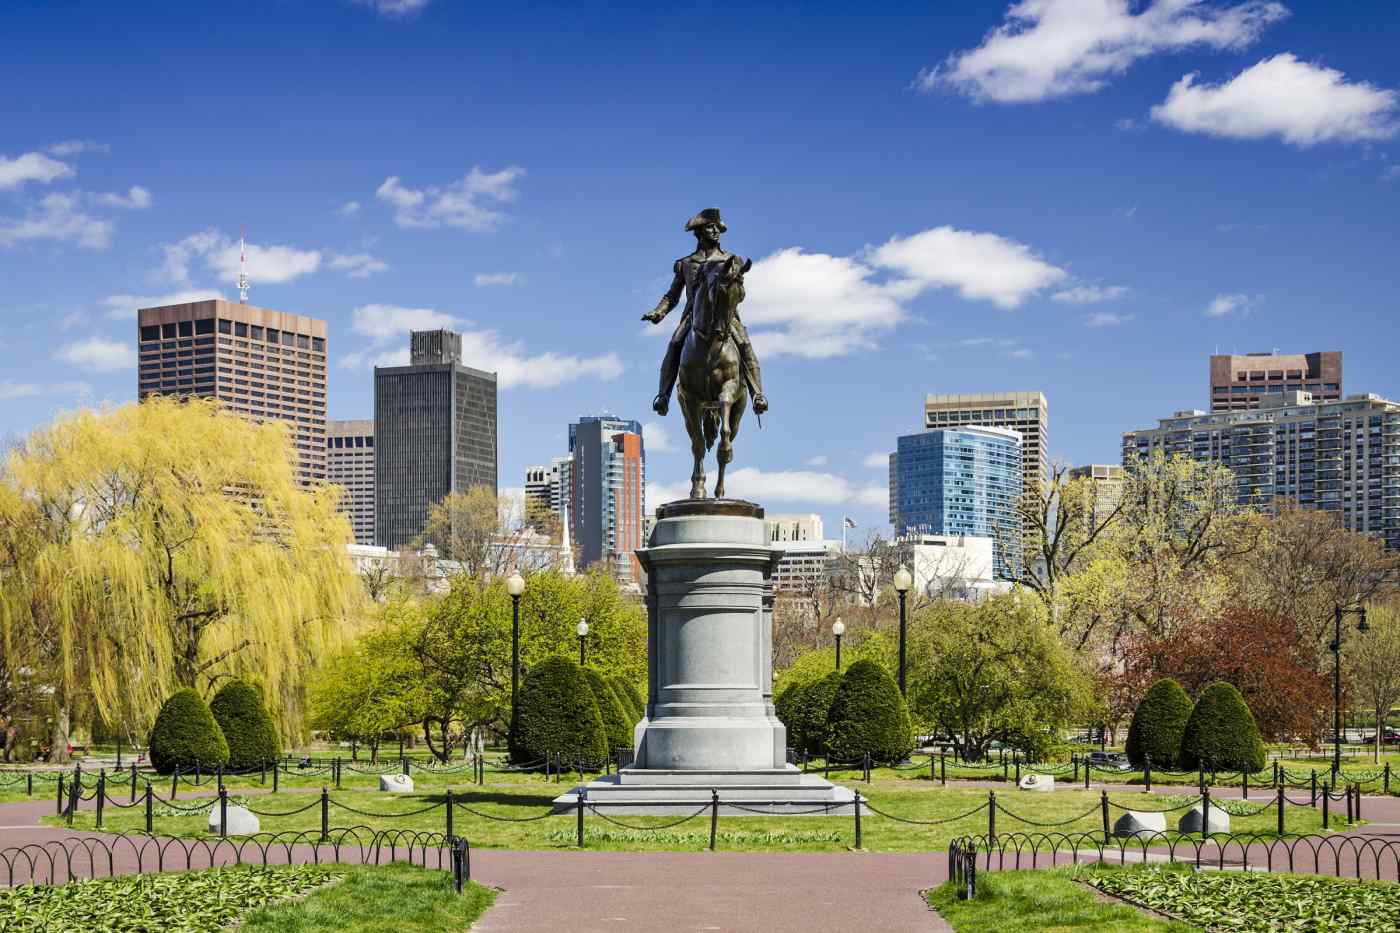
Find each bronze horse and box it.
[677,255,752,499]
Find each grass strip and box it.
[237,863,495,932]
[927,868,1190,931]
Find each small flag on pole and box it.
[843,517,857,529]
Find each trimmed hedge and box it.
[1125,678,1193,770]
[209,680,281,771]
[512,657,608,767]
[774,682,802,749]
[148,688,230,775]
[1179,681,1267,773]
[826,660,914,764]
[609,675,644,723]
[583,668,633,752]
[791,671,843,756]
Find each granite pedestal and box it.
[555,499,853,815]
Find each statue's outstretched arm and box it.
[642,263,685,323]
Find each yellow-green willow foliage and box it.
[0,396,361,738]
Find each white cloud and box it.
[869,227,1066,309]
[1151,54,1399,146]
[0,379,90,401]
[55,336,135,372]
[643,420,673,453]
[1052,283,1129,304]
[805,455,829,467]
[337,201,361,217]
[103,290,225,320]
[0,193,112,249]
[1007,347,1034,359]
[745,226,1063,360]
[920,0,1287,103]
[474,272,521,287]
[162,229,321,284]
[1204,292,1260,317]
[94,186,152,210]
[46,140,107,157]
[376,166,525,232]
[329,252,388,278]
[862,451,890,469]
[1084,311,1135,326]
[351,0,430,17]
[722,467,887,507]
[0,151,74,190]
[341,303,622,388]
[646,480,692,512]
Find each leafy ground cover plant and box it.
[0,865,334,932]
[1080,863,1400,933]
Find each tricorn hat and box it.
[684,208,726,233]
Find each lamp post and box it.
[893,564,912,697]
[832,617,845,671]
[1332,605,1369,777]
[506,571,526,754]
[577,618,589,667]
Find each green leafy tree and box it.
[1124,678,1192,769]
[513,657,607,767]
[1347,603,1400,762]
[306,614,426,760]
[583,668,632,752]
[148,688,229,774]
[908,595,1093,762]
[826,660,914,763]
[1179,681,1266,772]
[209,680,281,770]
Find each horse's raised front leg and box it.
[714,400,733,499]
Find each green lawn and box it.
[239,864,496,932]
[927,868,1190,932]
[48,779,1341,852]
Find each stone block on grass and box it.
[1113,810,1167,838]
[1018,774,1054,792]
[380,774,414,793]
[1177,802,1231,835]
[207,804,260,836]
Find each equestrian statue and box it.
[642,208,767,500]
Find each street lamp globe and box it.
[832,618,845,637]
[577,619,590,638]
[506,571,525,597]
[893,564,912,594]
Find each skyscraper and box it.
[1123,391,1400,550]
[923,392,1047,497]
[328,419,375,545]
[1209,351,1341,412]
[136,299,328,485]
[890,426,1024,578]
[569,415,645,583]
[374,329,497,548]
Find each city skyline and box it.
[5,1,1400,537]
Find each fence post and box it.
[1243,768,1249,800]
[1072,755,1079,785]
[96,770,106,829]
[261,760,267,785]
[710,789,719,851]
[56,773,64,815]
[865,752,871,784]
[335,757,342,790]
[1311,769,1317,807]
[403,756,411,778]
[1322,782,1330,829]
[1084,758,1090,790]
[576,788,585,847]
[940,751,946,786]
[1276,784,1285,836]
[1003,758,1008,782]
[1100,789,1109,840]
[1144,754,1152,793]
[1355,783,1363,821]
[273,760,279,793]
[196,761,201,785]
[218,764,224,791]
[1386,762,1391,796]
[130,762,138,803]
[145,783,153,833]
[1201,785,1212,837]
[1198,761,1204,791]
[320,786,329,843]
[218,785,228,838]
[853,792,862,849]
[1015,759,1021,786]
[171,768,178,801]
[1346,785,1354,824]
[988,791,996,844]
[1273,761,1280,788]
[26,771,32,797]
[446,788,454,840]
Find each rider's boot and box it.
[654,341,682,416]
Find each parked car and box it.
[1363,729,1400,744]
[1087,751,1131,772]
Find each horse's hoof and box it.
[689,485,706,499]
[714,488,725,499]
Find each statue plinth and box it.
[555,499,852,814]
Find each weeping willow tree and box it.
[0,396,360,750]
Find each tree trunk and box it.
[1377,708,1383,764]
[49,706,71,765]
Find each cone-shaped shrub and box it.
[513,657,608,768]
[827,660,914,764]
[1125,678,1193,770]
[209,679,281,771]
[793,671,843,756]
[1179,681,1266,773]
[148,688,230,775]
[609,675,644,722]
[774,681,802,749]
[583,668,632,752]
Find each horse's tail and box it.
[703,407,720,451]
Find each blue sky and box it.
[3,0,1398,536]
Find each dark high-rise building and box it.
[569,415,645,583]
[1210,351,1341,412]
[136,299,328,485]
[374,329,497,548]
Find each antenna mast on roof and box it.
[237,226,250,304]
